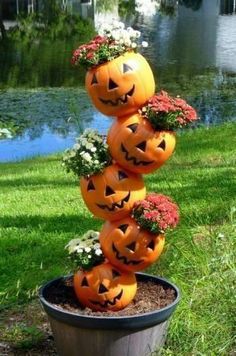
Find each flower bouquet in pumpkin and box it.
[63,129,146,221]
[107,91,198,174]
[99,193,180,273]
[71,21,155,118]
[65,230,137,312]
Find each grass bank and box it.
[0,123,235,355]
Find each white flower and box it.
[218,233,225,238]
[113,20,124,30]
[85,247,91,253]
[131,42,137,49]
[83,152,92,162]
[112,30,122,41]
[88,254,92,259]
[123,38,132,47]
[0,128,13,138]
[94,160,99,164]
[94,243,100,249]
[95,248,103,256]
[90,146,97,152]
[135,31,141,38]
[76,248,83,253]
[141,41,148,48]
[127,27,133,33]
[91,231,99,238]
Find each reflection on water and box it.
[0,88,112,161]
[0,0,236,161]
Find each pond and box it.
[0,0,236,162]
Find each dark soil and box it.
[45,277,176,316]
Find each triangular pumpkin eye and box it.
[126,241,136,252]
[118,171,128,180]
[81,277,89,287]
[91,74,98,85]
[112,269,121,278]
[98,283,109,294]
[127,123,138,133]
[123,63,133,73]
[118,224,129,234]
[136,141,146,152]
[87,180,95,191]
[157,139,166,151]
[147,240,155,251]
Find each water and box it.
[0,0,236,162]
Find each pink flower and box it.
[132,193,180,234]
[141,91,198,130]
[86,51,95,60]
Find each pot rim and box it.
[39,272,180,329]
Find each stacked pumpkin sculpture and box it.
[64,22,197,312]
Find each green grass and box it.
[0,123,236,355]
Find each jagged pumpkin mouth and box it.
[96,191,130,211]
[112,243,143,266]
[89,289,123,308]
[121,143,154,166]
[99,85,135,107]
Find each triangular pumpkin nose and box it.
[136,141,146,152]
[108,78,118,90]
[98,283,109,294]
[105,185,115,196]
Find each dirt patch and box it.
[45,277,176,317]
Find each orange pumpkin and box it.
[85,52,155,118]
[80,163,146,221]
[74,262,137,311]
[107,113,176,174]
[100,217,165,272]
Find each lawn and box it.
[0,123,235,355]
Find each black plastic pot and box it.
[39,272,180,356]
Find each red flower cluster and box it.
[132,193,179,234]
[141,91,198,130]
[71,35,111,66]
[71,33,133,69]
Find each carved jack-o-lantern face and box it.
[80,164,146,221]
[74,262,137,311]
[100,217,165,272]
[85,52,155,118]
[107,113,176,174]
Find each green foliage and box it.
[63,129,111,178]
[97,0,119,13]
[118,0,136,18]
[8,12,95,42]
